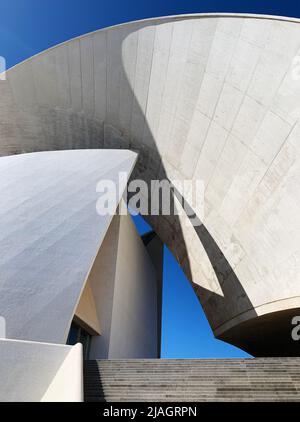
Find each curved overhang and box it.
[1,13,300,355]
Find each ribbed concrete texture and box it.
[1,14,300,354]
[84,358,300,402]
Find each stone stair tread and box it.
[84,358,300,402]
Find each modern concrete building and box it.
[0,149,161,401]
[0,13,300,401]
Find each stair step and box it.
[84,358,300,402]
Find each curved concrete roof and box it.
[1,13,300,355]
[0,150,136,343]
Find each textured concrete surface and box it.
[74,279,101,336]
[84,358,300,402]
[88,203,158,359]
[0,150,136,343]
[0,338,77,402]
[41,343,83,402]
[1,14,300,354]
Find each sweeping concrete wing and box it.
[0,149,137,343]
[1,13,300,355]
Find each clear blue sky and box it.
[2,0,300,68]
[131,214,251,358]
[2,0,299,358]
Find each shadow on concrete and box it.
[83,360,106,402]
[114,21,257,355]
[2,17,259,355]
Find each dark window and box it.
[67,321,91,359]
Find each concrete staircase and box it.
[84,358,300,402]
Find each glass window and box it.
[67,321,91,359]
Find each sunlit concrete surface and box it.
[0,150,136,343]
[83,202,159,359]
[0,339,83,402]
[1,14,300,355]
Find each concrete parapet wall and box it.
[0,339,83,401]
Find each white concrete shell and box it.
[1,13,300,355]
[0,150,137,343]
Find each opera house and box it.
[0,13,300,401]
